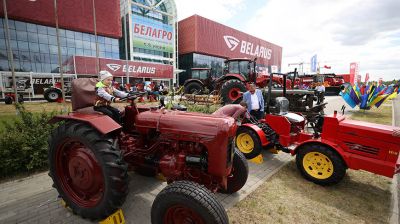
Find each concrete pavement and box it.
[0,151,292,224]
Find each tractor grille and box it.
[345,142,380,155]
[227,137,235,167]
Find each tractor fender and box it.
[184,79,205,87]
[293,139,349,167]
[49,113,122,135]
[241,123,270,146]
[220,74,246,82]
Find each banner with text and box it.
[132,14,174,54]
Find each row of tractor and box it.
[182,58,345,105]
[47,75,400,223]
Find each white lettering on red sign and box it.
[239,40,272,60]
[134,24,173,41]
[224,35,272,60]
[106,64,156,74]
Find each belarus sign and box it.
[223,35,272,60]
[132,14,174,54]
[71,56,173,79]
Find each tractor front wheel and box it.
[236,127,262,159]
[4,95,12,104]
[220,148,249,194]
[151,181,229,224]
[44,87,62,102]
[48,121,128,220]
[184,82,203,94]
[220,79,246,104]
[296,144,346,185]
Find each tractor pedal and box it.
[249,154,263,164]
[99,209,125,224]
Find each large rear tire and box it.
[44,87,62,102]
[220,148,249,194]
[235,127,262,159]
[184,82,203,94]
[151,181,229,224]
[296,144,346,185]
[220,79,246,104]
[48,121,128,220]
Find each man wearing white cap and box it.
[94,71,128,123]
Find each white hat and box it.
[99,70,113,81]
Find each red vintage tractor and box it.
[47,78,248,223]
[235,72,400,185]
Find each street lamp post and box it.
[2,0,18,105]
[53,0,66,104]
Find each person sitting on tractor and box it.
[242,83,265,120]
[94,71,128,123]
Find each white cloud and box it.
[243,0,400,81]
[175,0,245,22]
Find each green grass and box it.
[228,161,392,224]
[0,115,17,133]
[348,104,392,125]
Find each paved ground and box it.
[0,151,292,224]
[0,96,393,224]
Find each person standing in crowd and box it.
[94,71,128,123]
[242,83,265,120]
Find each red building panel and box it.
[178,15,282,67]
[69,56,173,79]
[0,0,121,38]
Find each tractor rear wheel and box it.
[44,87,62,102]
[48,121,128,220]
[220,79,246,104]
[296,144,346,185]
[236,127,262,159]
[220,148,248,194]
[151,181,229,224]
[184,82,203,94]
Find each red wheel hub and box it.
[164,205,205,224]
[228,88,241,101]
[56,139,104,208]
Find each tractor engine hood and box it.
[135,110,236,137]
[135,110,238,178]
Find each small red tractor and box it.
[235,72,400,185]
[183,58,293,104]
[297,73,345,95]
[3,92,24,104]
[48,78,248,223]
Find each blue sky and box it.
[175,0,400,81]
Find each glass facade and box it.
[178,53,225,85]
[0,18,120,73]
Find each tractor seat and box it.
[283,112,304,123]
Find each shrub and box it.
[0,104,61,178]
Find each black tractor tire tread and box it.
[184,82,203,94]
[220,148,249,194]
[48,121,128,220]
[220,79,246,104]
[151,181,229,224]
[44,87,62,102]
[296,144,346,186]
[236,126,263,159]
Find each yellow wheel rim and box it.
[302,152,334,179]
[236,133,254,154]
